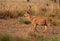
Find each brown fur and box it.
[24,11,54,33]
[24,4,54,33]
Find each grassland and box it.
[0,32,60,41]
[0,0,60,41]
[0,1,60,26]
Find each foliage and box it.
[19,17,31,24]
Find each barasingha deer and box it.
[24,5,54,33]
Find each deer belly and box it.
[37,21,46,26]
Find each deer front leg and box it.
[33,24,39,33]
[33,24,36,33]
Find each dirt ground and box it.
[0,19,60,38]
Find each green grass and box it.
[0,32,60,41]
[19,17,31,24]
[0,32,31,41]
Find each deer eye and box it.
[27,11,30,14]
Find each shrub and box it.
[27,0,30,2]
[52,22,57,26]
[50,0,57,3]
[19,17,31,24]
[49,14,55,17]
[0,11,14,19]
[0,11,19,19]
[0,11,6,19]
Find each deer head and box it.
[24,11,30,17]
[24,4,31,17]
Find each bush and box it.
[52,22,57,26]
[0,11,7,19]
[49,14,55,17]
[19,17,31,24]
[51,0,57,3]
[0,12,4,19]
[0,11,17,19]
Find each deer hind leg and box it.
[43,26,48,33]
[47,23,55,34]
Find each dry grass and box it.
[0,1,60,41]
[0,1,60,26]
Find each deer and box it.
[23,5,54,33]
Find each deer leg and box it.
[33,24,39,33]
[33,24,36,32]
[43,26,48,33]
